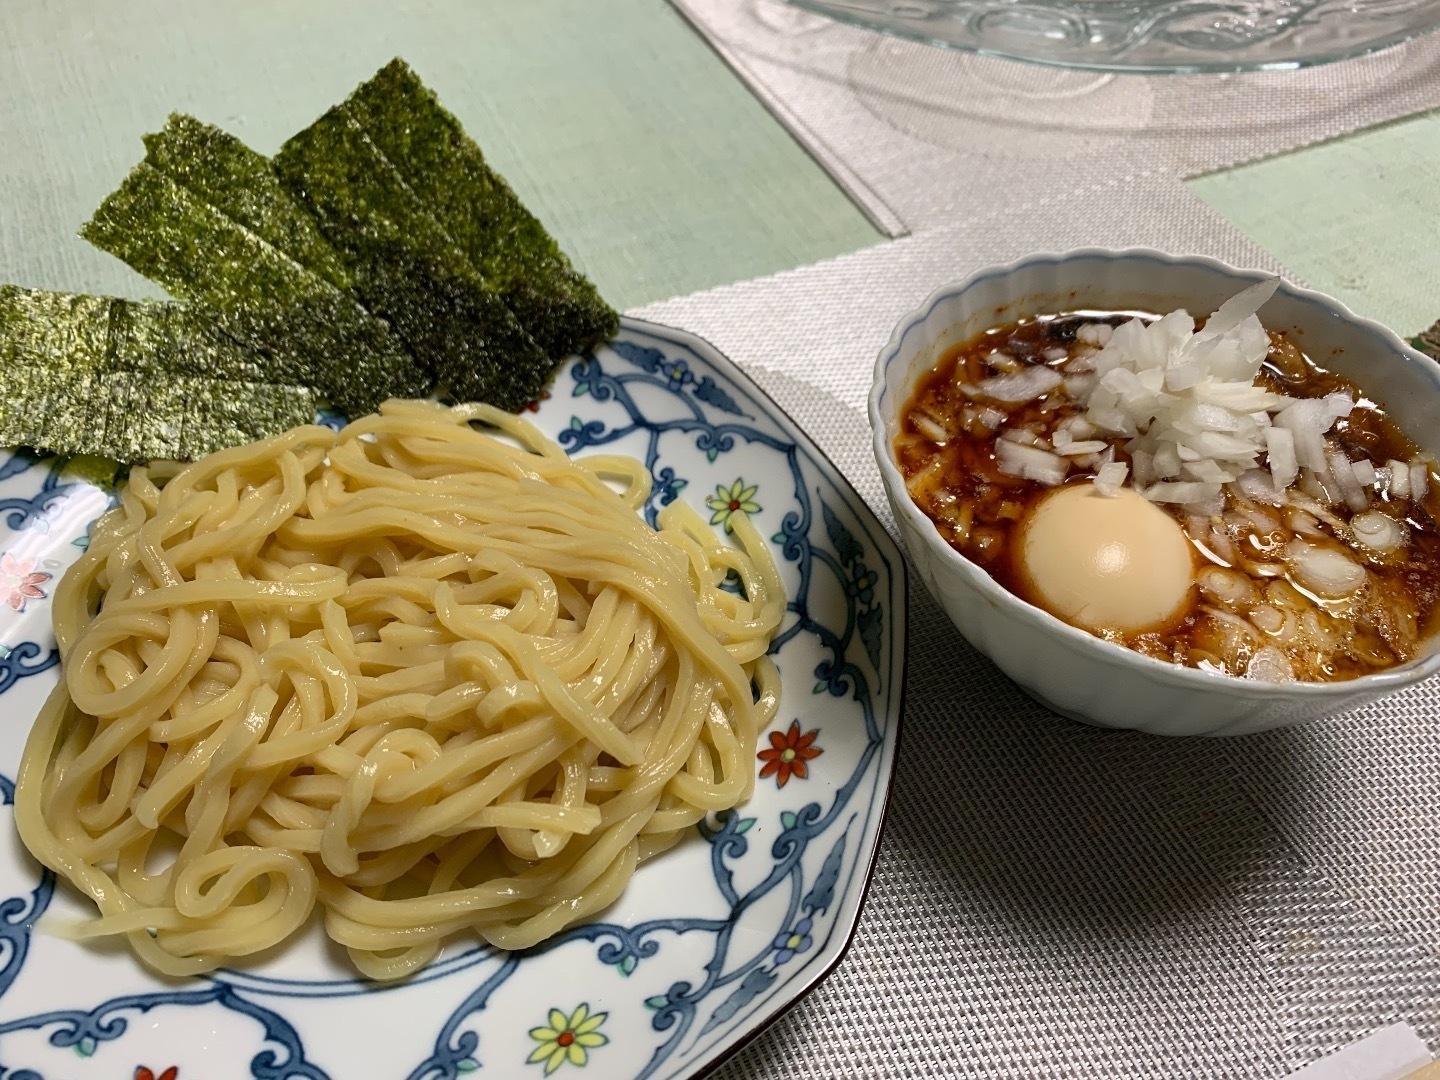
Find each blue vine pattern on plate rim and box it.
[0,322,901,1080]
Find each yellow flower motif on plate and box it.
[527,1003,609,1075]
[705,478,761,533]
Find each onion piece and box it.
[1195,278,1280,341]
[977,406,1007,431]
[1246,645,1294,683]
[1285,539,1367,598]
[977,367,1063,403]
[995,440,1069,486]
[1410,458,1429,501]
[1251,605,1285,635]
[1142,480,1222,506]
[1000,428,1045,448]
[1055,439,1109,457]
[1236,468,1286,506]
[1386,458,1411,499]
[912,414,948,444]
[1264,427,1298,492]
[1199,566,1255,606]
[1094,461,1128,496]
[1325,447,1369,512]
[1350,510,1407,553]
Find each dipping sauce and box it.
[895,290,1440,682]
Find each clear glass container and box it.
[781,0,1440,72]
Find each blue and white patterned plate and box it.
[0,318,906,1080]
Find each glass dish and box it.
[782,0,1440,72]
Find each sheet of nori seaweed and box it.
[274,104,549,412]
[108,297,297,385]
[0,285,317,462]
[91,372,317,463]
[143,113,352,291]
[347,60,618,362]
[80,161,427,417]
[0,287,110,452]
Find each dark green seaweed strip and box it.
[347,59,618,362]
[143,113,352,291]
[0,364,318,464]
[0,285,317,462]
[0,286,112,450]
[80,161,427,416]
[274,103,548,412]
[84,373,316,463]
[108,298,297,384]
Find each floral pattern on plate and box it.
[0,317,905,1080]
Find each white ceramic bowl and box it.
[870,248,1440,736]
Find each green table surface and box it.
[2,1,1436,333]
[0,0,880,314]
[1189,109,1440,339]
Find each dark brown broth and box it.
[895,311,1440,680]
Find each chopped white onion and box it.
[977,367,1063,403]
[1351,458,1377,486]
[1055,439,1109,457]
[1410,458,1429,501]
[1056,415,1099,440]
[978,406,1007,431]
[1251,605,1285,635]
[912,414,948,444]
[1198,278,1279,337]
[1000,427,1045,447]
[1199,566,1255,605]
[1325,448,1369,512]
[1094,461,1128,496]
[1387,458,1411,499]
[1236,468,1286,506]
[1263,427,1298,491]
[1043,347,1069,362]
[1142,480,1222,505]
[995,440,1069,486]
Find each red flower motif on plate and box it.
[757,720,822,788]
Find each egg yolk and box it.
[1019,484,1195,633]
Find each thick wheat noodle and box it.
[16,399,783,981]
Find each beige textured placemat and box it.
[671,0,1440,238]
[632,193,1440,1080]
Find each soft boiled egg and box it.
[1019,484,1195,634]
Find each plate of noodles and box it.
[0,318,905,1079]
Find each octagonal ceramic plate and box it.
[0,317,905,1080]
